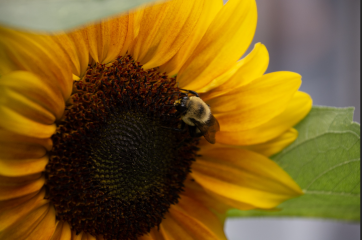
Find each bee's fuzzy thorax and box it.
[183,96,211,124]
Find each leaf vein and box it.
[273,130,360,161]
[303,190,360,197]
[305,158,360,190]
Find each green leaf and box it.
[228,106,360,221]
[0,0,163,32]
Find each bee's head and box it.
[174,96,189,115]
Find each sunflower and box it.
[0,0,312,239]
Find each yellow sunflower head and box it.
[0,0,312,239]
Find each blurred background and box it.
[224,0,360,239]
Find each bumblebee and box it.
[174,90,220,144]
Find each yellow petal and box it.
[198,61,244,97]
[0,106,56,139]
[68,30,91,78]
[130,1,174,62]
[200,43,269,96]
[0,128,52,150]
[0,71,65,138]
[50,221,72,240]
[0,203,56,240]
[0,156,48,178]
[243,128,298,157]
[0,173,45,201]
[131,0,205,69]
[139,229,165,240]
[216,91,312,145]
[0,141,46,161]
[71,231,85,240]
[165,195,227,240]
[209,71,301,132]
[202,191,257,211]
[183,176,229,216]
[52,31,90,78]
[0,188,47,232]
[0,143,48,177]
[159,0,223,75]
[138,233,156,240]
[1,88,55,126]
[0,70,65,120]
[0,127,51,177]
[79,14,129,64]
[159,213,193,240]
[0,26,73,99]
[191,146,303,210]
[177,0,257,91]
[73,74,80,81]
[122,8,145,57]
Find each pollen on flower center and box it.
[45,56,199,240]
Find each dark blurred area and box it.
[250,0,360,122]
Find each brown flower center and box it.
[45,56,199,239]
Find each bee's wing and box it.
[192,115,220,144]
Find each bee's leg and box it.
[188,126,204,138]
[160,126,185,132]
[179,89,199,97]
[160,121,187,132]
[178,121,188,133]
